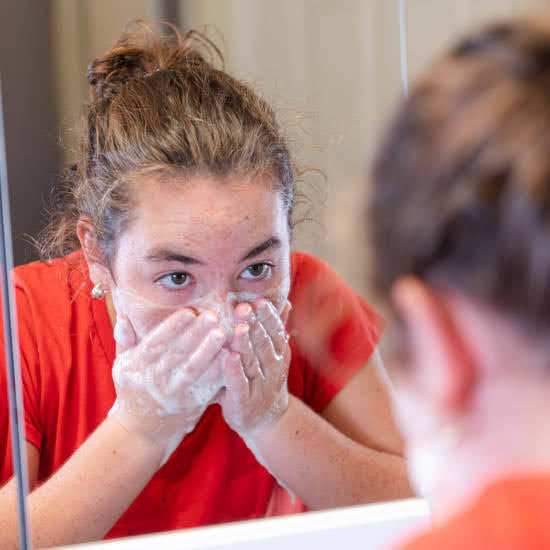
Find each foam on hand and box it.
[110,285,265,342]
[191,290,262,340]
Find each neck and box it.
[430,371,550,520]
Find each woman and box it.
[0,22,410,548]
[370,14,550,550]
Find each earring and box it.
[91,281,107,300]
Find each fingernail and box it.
[234,302,252,320]
[203,311,218,325]
[211,327,226,342]
[236,321,249,334]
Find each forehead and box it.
[123,172,288,247]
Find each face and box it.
[103,173,291,342]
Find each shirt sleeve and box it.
[287,252,384,413]
[0,285,43,484]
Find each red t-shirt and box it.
[0,250,382,538]
[396,475,550,550]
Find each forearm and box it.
[249,395,413,510]
[0,416,165,549]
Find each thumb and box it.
[114,313,137,354]
[281,300,292,326]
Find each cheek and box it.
[265,255,291,313]
[268,274,290,314]
[111,285,179,341]
[110,249,183,340]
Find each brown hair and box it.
[40,21,295,262]
[371,16,550,329]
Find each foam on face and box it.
[111,285,286,343]
[189,290,264,340]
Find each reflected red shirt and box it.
[0,250,382,537]
[397,475,550,550]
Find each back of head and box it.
[42,21,294,260]
[371,15,550,331]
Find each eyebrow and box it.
[240,237,281,262]
[145,249,203,265]
[144,237,281,266]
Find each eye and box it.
[157,272,191,289]
[241,263,272,280]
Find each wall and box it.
[178,0,542,303]
[0,1,58,265]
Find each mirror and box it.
[0,0,541,547]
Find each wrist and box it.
[108,401,193,463]
[244,390,292,443]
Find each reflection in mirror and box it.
[2,3,412,546]
[0,0,542,548]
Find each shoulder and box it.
[289,250,352,308]
[399,475,550,550]
[289,250,383,333]
[14,250,89,299]
[287,251,383,378]
[13,250,91,331]
[290,250,337,285]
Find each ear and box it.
[391,277,477,416]
[76,217,112,290]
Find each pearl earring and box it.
[91,281,107,300]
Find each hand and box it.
[109,308,227,464]
[218,299,292,438]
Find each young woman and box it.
[0,23,410,548]
[370,14,550,550]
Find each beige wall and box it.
[49,0,161,160]
[50,0,543,301]
[179,0,543,300]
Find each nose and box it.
[196,290,237,337]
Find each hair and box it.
[39,21,295,262]
[371,16,550,330]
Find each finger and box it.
[282,341,291,366]
[280,300,292,326]
[231,322,263,379]
[173,326,226,385]
[233,302,253,322]
[114,313,137,355]
[223,351,249,403]
[253,300,287,357]
[251,329,290,393]
[278,342,292,384]
[195,346,228,391]
[173,310,222,358]
[141,307,197,351]
[249,318,279,379]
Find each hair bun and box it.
[86,21,219,102]
[87,49,150,101]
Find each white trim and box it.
[52,498,430,550]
